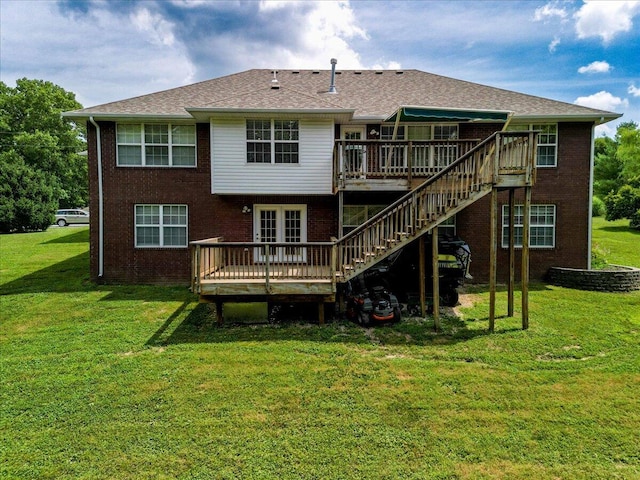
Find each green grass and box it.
[592,216,640,267]
[1,227,639,479]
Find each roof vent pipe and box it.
[328,58,338,94]
[271,70,280,89]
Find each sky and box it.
[1,0,639,136]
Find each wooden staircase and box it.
[335,131,536,283]
[191,131,537,301]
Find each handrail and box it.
[334,138,480,184]
[333,131,537,280]
[340,132,500,242]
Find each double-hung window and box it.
[502,204,556,248]
[117,124,196,166]
[342,204,386,235]
[246,120,299,164]
[135,205,188,248]
[510,124,557,167]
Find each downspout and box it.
[587,123,596,270]
[89,117,104,278]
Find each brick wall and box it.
[457,122,594,282]
[86,122,337,284]
[87,120,595,285]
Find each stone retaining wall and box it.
[547,265,640,292]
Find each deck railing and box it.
[192,131,537,293]
[191,240,335,291]
[333,139,479,187]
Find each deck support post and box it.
[522,186,531,330]
[508,188,515,317]
[431,227,440,331]
[489,188,498,332]
[419,235,427,317]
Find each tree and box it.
[597,122,640,229]
[0,151,58,233]
[593,135,622,198]
[0,79,86,231]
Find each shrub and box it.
[591,243,609,269]
[631,209,640,230]
[592,196,606,217]
[605,185,640,221]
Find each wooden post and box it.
[522,186,531,330]
[264,243,270,292]
[407,140,413,184]
[489,188,498,332]
[431,227,440,331]
[419,235,426,317]
[508,188,515,317]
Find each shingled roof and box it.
[65,69,620,123]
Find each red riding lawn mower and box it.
[344,234,471,327]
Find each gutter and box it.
[89,117,104,278]
[587,123,595,270]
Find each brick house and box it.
[64,65,620,310]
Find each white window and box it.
[246,120,299,164]
[342,204,386,235]
[135,205,188,248]
[509,124,557,167]
[502,204,556,248]
[117,124,196,167]
[438,215,456,237]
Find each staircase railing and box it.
[336,131,536,281]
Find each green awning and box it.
[385,106,511,123]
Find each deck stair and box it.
[335,131,536,282]
[191,131,537,299]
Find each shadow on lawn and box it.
[146,301,520,347]
[0,252,92,295]
[598,225,640,235]
[42,228,90,244]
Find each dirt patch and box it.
[453,292,480,318]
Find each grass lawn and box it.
[592,216,640,267]
[1,226,639,479]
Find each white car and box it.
[55,209,90,227]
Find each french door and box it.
[254,205,307,262]
[340,126,366,178]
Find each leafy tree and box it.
[0,151,58,233]
[0,78,86,230]
[594,122,640,229]
[605,184,640,222]
[593,135,622,198]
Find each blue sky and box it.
[1,0,639,136]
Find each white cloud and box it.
[548,36,561,53]
[574,91,628,112]
[0,1,195,107]
[534,2,568,21]
[130,7,176,47]
[575,0,640,43]
[578,61,611,74]
[629,83,640,97]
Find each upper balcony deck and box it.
[332,137,533,191]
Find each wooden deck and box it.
[191,131,538,327]
[192,241,336,300]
